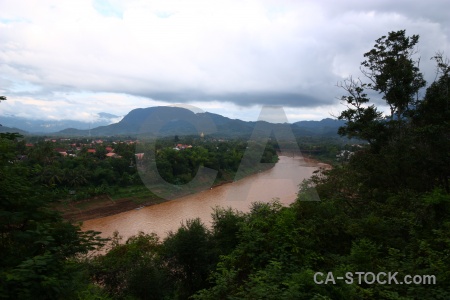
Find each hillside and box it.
[0,113,120,133]
[55,106,345,138]
[0,125,28,135]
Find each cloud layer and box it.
[1,0,449,122]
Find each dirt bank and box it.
[55,195,165,222]
[58,156,328,222]
[302,155,333,169]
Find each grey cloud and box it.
[1,0,450,121]
[326,0,450,25]
[132,91,331,107]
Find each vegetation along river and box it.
[82,155,326,240]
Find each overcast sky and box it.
[1,0,449,123]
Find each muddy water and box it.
[82,156,323,240]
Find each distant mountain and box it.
[0,125,28,135]
[0,112,121,133]
[1,106,345,138]
[58,107,243,137]
[293,118,346,136]
[55,106,345,138]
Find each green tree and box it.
[361,30,426,119]
[338,30,426,151]
[88,232,170,299]
[411,53,450,191]
[195,30,450,300]
[337,77,385,148]
[211,207,245,255]
[162,218,216,299]
[0,140,105,298]
[0,101,106,299]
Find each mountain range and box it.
[0,106,345,138]
[0,112,121,134]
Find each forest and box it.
[1,135,282,199]
[1,30,449,299]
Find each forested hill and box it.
[0,125,27,135]
[56,106,345,137]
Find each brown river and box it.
[82,156,324,240]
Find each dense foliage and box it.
[5,136,279,203]
[86,30,450,299]
[145,138,279,185]
[0,131,107,299]
[192,30,450,299]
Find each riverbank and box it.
[59,155,330,222]
[302,155,333,169]
[56,163,275,222]
[81,155,322,240]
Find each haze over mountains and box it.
[0,112,121,134]
[1,106,345,138]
